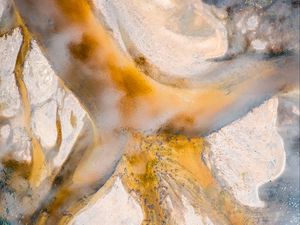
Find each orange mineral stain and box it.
[119,133,255,225]
[9,0,294,224]
[13,11,47,188]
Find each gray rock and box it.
[0,0,16,35]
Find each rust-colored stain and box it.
[12,1,252,224]
[119,133,254,225]
[13,11,47,188]
[69,32,99,63]
[6,0,293,224]
[35,133,256,225]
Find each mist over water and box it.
[0,0,299,224]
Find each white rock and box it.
[23,40,86,168]
[0,28,22,118]
[207,97,285,207]
[71,178,143,225]
[94,0,228,77]
[152,0,174,9]
[32,100,57,149]
[52,91,86,168]
[251,39,267,51]
[10,127,32,162]
[0,32,86,169]
[0,124,11,156]
[0,124,10,140]
[24,41,58,106]
[182,195,214,225]
[22,39,87,168]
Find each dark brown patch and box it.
[69,33,99,62]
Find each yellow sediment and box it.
[12,0,260,224]
[13,10,47,188]
[120,133,255,225]
[55,108,63,150]
[43,133,256,225]
[54,0,241,140]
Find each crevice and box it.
[13,8,47,188]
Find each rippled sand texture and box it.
[0,0,299,225]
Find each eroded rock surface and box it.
[0,28,21,118]
[24,41,58,106]
[207,97,285,207]
[259,90,300,225]
[0,27,88,222]
[94,0,228,77]
[0,1,298,225]
[72,178,143,225]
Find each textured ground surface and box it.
[0,0,299,224]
